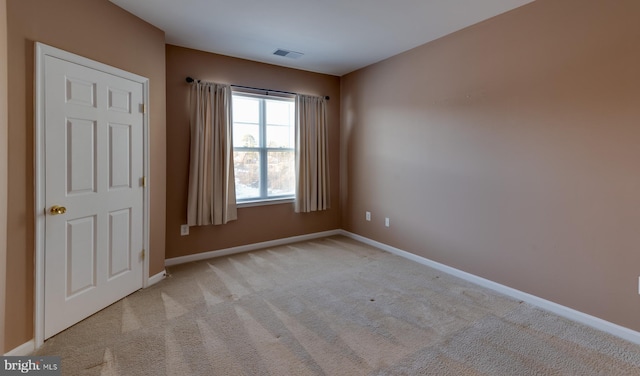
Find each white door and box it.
[42,53,145,339]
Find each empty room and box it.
[1,0,640,374]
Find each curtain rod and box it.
[185,77,329,100]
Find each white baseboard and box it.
[4,340,35,356]
[147,270,166,287]
[165,229,342,267]
[340,230,640,346]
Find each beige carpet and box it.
[34,236,640,375]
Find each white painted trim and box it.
[340,230,640,346]
[34,42,46,350]
[141,73,151,289]
[34,42,150,349]
[165,229,342,267]
[4,340,34,356]
[236,198,295,208]
[147,270,167,287]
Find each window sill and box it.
[237,198,295,208]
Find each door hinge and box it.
[141,176,146,187]
[140,103,147,114]
[141,249,145,260]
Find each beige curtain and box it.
[295,95,330,213]
[187,81,237,225]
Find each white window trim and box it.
[236,197,295,208]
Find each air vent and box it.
[273,49,304,59]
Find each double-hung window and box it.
[232,91,296,203]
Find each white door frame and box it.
[34,42,150,348]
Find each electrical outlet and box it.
[366,211,371,221]
[180,224,189,236]
[385,217,390,227]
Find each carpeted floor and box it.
[34,236,640,375]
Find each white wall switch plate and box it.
[385,217,390,227]
[180,224,189,236]
[366,211,371,221]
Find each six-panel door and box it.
[44,56,144,339]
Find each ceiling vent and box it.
[273,49,304,59]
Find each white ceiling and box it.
[110,0,534,76]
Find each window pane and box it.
[232,95,260,148]
[266,125,294,148]
[232,96,260,123]
[266,99,295,148]
[233,123,260,148]
[266,99,294,126]
[234,151,260,200]
[267,150,295,197]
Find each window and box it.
[232,92,296,203]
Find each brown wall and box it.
[0,0,7,354]
[5,0,166,350]
[341,0,640,331]
[165,45,340,259]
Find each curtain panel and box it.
[295,95,330,213]
[187,82,237,226]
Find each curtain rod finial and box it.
[186,77,195,83]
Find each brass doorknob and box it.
[50,205,67,215]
